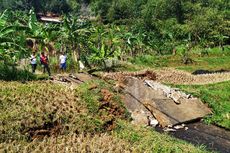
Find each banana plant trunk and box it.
[70,43,78,73]
[72,43,78,62]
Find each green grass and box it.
[0,80,210,152]
[130,46,230,72]
[176,81,230,129]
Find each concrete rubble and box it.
[52,73,94,89]
[144,80,192,104]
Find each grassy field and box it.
[176,81,230,129]
[0,80,209,152]
[130,46,230,72]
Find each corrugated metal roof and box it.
[39,17,62,23]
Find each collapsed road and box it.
[52,71,230,153]
[123,77,212,127]
[121,76,230,153]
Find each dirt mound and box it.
[102,70,157,81]
[101,68,230,85]
[99,89,126,131]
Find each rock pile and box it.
[145,80,192,104]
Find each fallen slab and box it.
[123,93,153,125]
[123,77,212,127]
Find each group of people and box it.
[30,52,67,76]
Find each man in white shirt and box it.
[59,52,67,72]
[30,52,37,73]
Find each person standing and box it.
[40,52,51,76]
[59,52,67,73]
[30,52,37,73]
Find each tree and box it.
[0,10,28,64]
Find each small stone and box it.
[174,124,185,129]
[147,116,158,127]
[170,91,181,104]
[79,61,85,70]
[163,127,176,132]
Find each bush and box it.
[130,55,157,66]
[0,64,35,81]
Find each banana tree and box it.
[88,25,122,69]
[60,15,90,63]
[212,34,229,51]
[0,10,28,64]
[121,32,139,56]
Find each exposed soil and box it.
[156,122,230,153]
[100,89,126,117]
[102,68,230,85]
[154,68,230,85]
[102,70,157,81]
[26,120,63,140]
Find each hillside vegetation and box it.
[0,0,229,75]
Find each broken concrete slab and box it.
[124,93,153,125]
[150,98,211,127]
[143,100,174,127]
[123,77,212,127]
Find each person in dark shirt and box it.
[40,52,51,76]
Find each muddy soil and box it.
[156,122,230,153]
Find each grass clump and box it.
[0,64,36,81]
[130,54,167,68]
